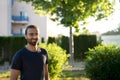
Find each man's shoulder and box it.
[17,47,26,52]
[15,47,26,55]
[39,47,48,55]
[40,47,46,51]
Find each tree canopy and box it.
[20,0,114,29]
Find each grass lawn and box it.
[0,78,9,80]
[0,70,90,80]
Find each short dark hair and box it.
[25,25,38,35]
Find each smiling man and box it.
[10,25,50,80]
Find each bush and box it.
[59,36,69,54]
[47,37,56,44]
[85,44,120,80]
[39,43,69,80]
[0,36,26,63]
[74,34,97,61]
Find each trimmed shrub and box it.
[85,44,120,80]
[74,34,97,61]
[39,43,69,80]
[59,36,69,54]
[0,36,26,63]
[41,37,45,43]
[47,37,56,44]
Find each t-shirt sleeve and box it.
[46,52,49,64]
[11,52,22,70]
[41,48,49,64]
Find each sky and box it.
[81,2,120,34]
[48,1,120,36]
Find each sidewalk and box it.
[0,66,10,73]
[0,61,86,73]
[0,62,10,73]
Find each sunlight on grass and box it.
[58,77,90,80]
[0,70,90,80]
[0,72,10,78]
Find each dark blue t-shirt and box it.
[11,47,49,80]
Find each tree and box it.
[20,0,114,64]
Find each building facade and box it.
[0,0,54,42]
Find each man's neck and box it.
[25,44,38,52]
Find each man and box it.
[10,25,50,80]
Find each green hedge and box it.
[0,36,26,63]
[74,34,97,61]
[51,35,97,61]
[85,44,120,80]
[47,36,69,54]
[47,37,56,44]
[0,34,97,63]
[59,36,69,54]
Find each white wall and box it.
[0,0,11,36]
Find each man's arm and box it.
[45,64,50,80]
[10,69,20,80]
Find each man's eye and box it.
[36,33,38,35]
[29,33,34,36]
[29,33,38,36]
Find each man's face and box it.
[25,28,39,46]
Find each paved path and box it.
[71,61,85,70]
[0,62,10,73]
[64,61,85,71]
[0,61,85,73]
[0,65,10,73]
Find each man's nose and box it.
[33,34,38,38]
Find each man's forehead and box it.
[27,28,39,33]
[28,28,38,31]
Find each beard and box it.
[26,39,38,46]
[28,41,38,46]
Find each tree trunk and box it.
[69,26,74,66]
